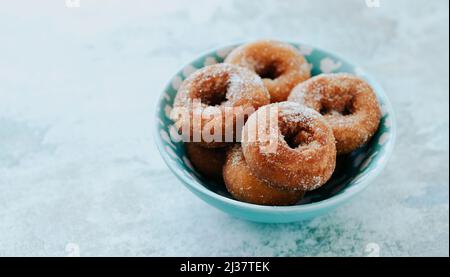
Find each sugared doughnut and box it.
[185,143,227,180]
[173,64,270,148]
[288,73,381,154]
[225,40,310,103]
[223,145,305,206]
[241,102,336,191]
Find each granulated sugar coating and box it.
[278,101,322,123]
[289,73,381,154]
[225,40,310,103]
[173,63,270,148]
[241,102,337,191]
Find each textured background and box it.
[0,0,448,256]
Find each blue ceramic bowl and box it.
[155,42,396,223]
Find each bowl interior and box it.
[156,43,394,206]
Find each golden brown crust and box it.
[223,145,305,206]
[241,102,336,191]
[173,64,270,148]
[288,73,381,154]
[225,40,310,103]
[185,143,227,180]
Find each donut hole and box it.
[342,104,353,116]
[192,75,229,106]
[319,97,355,116]
[202,90,227,106]
[284,129,314,149]
[255,62,284,80]
[319,106,331,116]
[320,106,352,116]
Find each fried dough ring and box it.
[173,64,270,148]
[288,73,381,154]
[241,102,336,191]
[225,40,310,103]
[223,145,305,206]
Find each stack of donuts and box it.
[172,40,381,206]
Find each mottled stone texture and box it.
[0,0,448,256]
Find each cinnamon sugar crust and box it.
[225,40,310,103]
[288,73,381,154]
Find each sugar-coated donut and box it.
[288,73,381,154]
[173,64,270,148]
[241,102,336,191]
[185,143,227,180]
[225,40,310,103]
[223,145,305,206]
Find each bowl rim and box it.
[154,41,397,213]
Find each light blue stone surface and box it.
[0,0,448,256]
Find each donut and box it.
[172,64,270,148]
[225,40,310,103]
[241,102,336,191]
[223,145,305,206]
[185,143,227,180]
[288,73,381,154]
